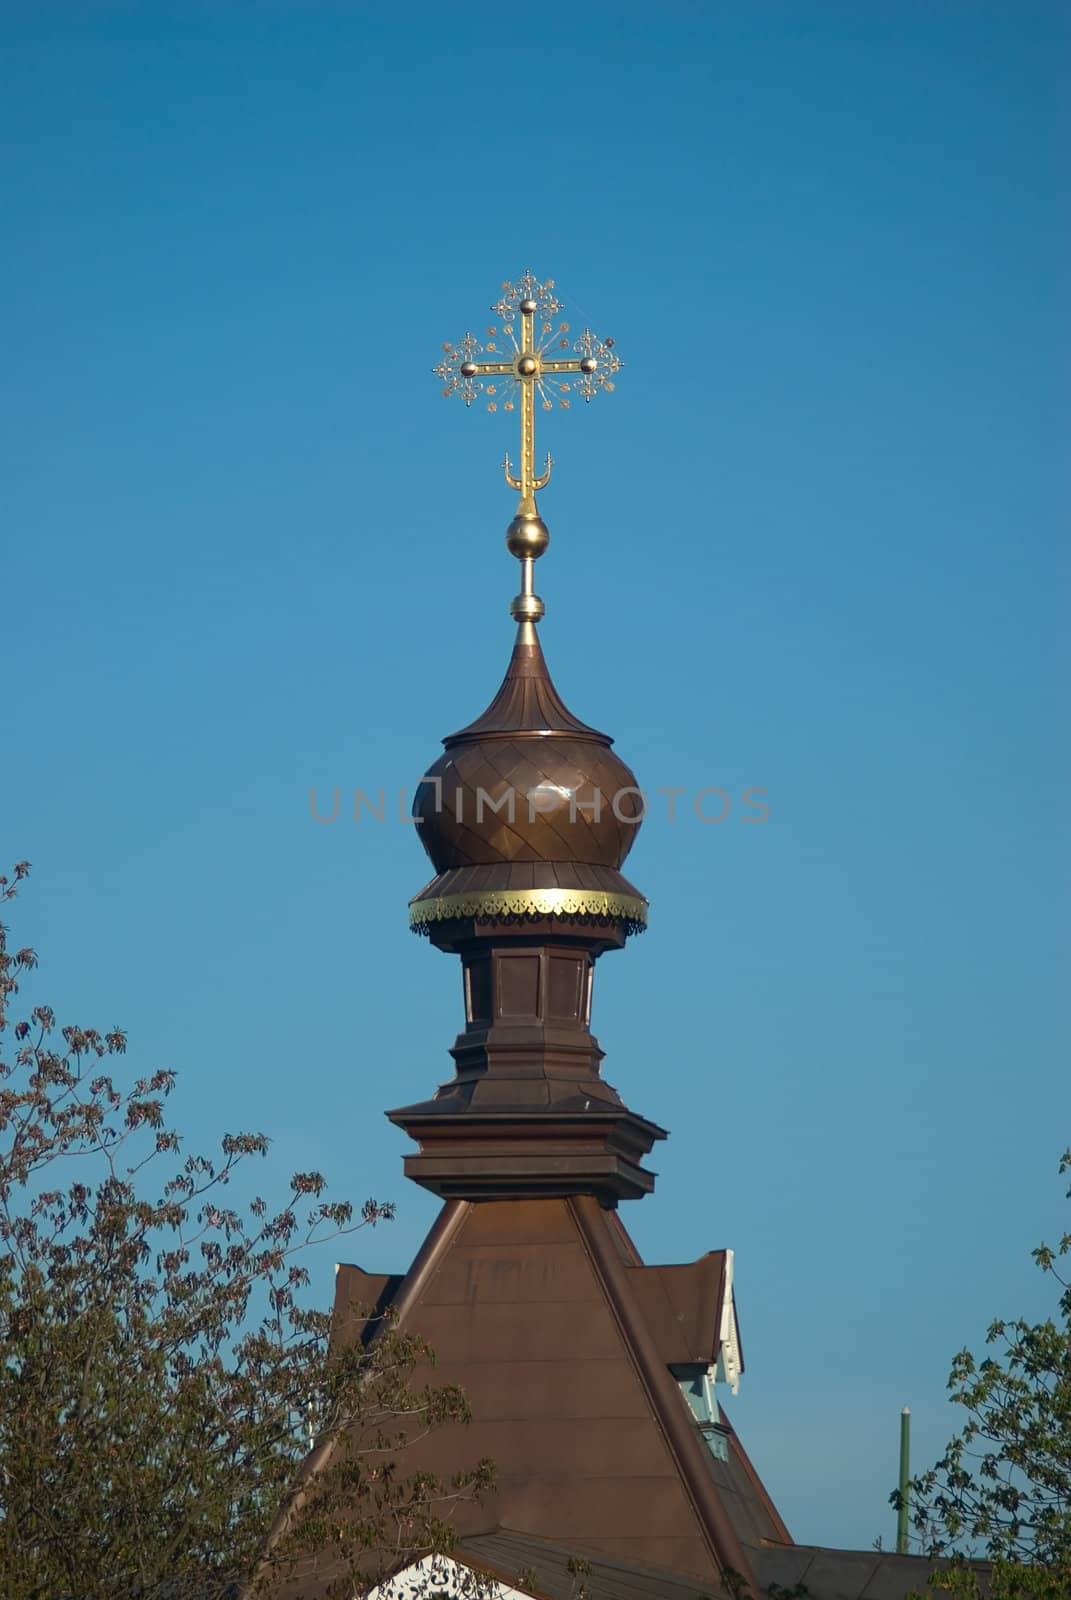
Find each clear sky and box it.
[5,0,1068,1556]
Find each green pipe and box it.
[897,1406,911,1554]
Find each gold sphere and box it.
[510,591,546,622]
[506,513,550,560]
[516,354,538,377]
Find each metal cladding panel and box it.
[411,1290,636,1365]
[755,1545,996,1600]
[422,1239,606,1306]
[459,1530,724,1599]
[334,1198,730,1588]
[329,1265,402,1349]
[436,1356,653,1422]
[718,1405,795,1550]
[628,1256,727,1367]
[500,1477,703,1542]
[268,1200,798,1597]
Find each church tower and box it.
[361,271,784,1595]
[263,273,959,1600]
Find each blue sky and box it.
[4,0,1068,1554]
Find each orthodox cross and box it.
[434,270,621,514]
[434,270,622,622]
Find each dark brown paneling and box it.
[628,1256,727,1367]
[547,953,585,1020]
[497,953,541,1018]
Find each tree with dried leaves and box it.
[0,863,491,1600]
[899,1152,1071,1600]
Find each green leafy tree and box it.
[0,864,490,1599]
[899,1152,1071,1599]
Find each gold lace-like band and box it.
[409,886,648,932]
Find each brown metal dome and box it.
[410,622,647,932]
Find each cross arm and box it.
[464,360,514,378]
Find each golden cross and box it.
[434,268,621,524]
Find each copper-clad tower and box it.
[392,611,663,1204]
[390,271,666,1207]
[357,272,787,1595]
[265,271,991,1600]
[339,274,762,1593]
[269,269,866,1600]
[319,270,786,1597]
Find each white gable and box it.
[715,1247,742,1395]
[363,1552,531,1599]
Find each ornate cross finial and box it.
[433,269,622,624]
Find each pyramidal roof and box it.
[261,1199,993,1599]
[262,1197,788,1598]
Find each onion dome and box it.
[409,620,647,933]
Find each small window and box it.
[671,1363,731,1463]
[674,1364,717,1424]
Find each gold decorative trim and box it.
[409,886,648,931]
